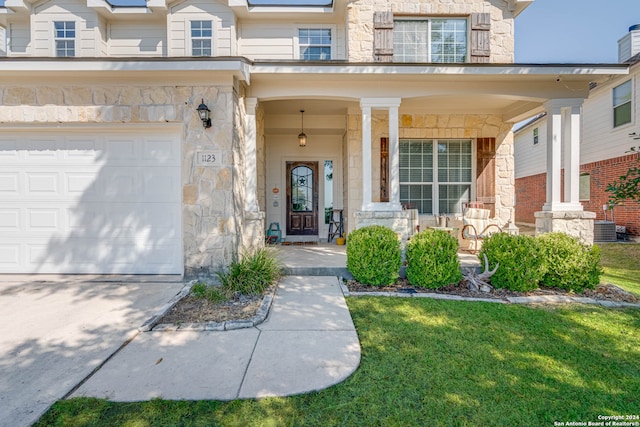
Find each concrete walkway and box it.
[72,276,361,401]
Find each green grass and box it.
[598,243,640,297]
[36,298,640,427]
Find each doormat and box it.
[281,241,319,246]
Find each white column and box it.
[543,99,584,212]
[388,105,401,209]
[245,97,259,212]
[360,98,402,212]
[361,104,373,210]
[563,103,583,209]
[543,101,562,211]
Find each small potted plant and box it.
[336,234,346,245]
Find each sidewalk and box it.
[71,276,361,401]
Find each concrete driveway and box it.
[0,276,184,427]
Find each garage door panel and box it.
[0,245,20,267]
[0,130,182,274]
[0,209,20,230]
[0,173,19,193]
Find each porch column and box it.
[361,104,373,209]
[359,98,402,212]
[542,99,584,212]
[563,103,583,208]
[536,99,594,244]
[245,97,259,212]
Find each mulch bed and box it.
[158,293,264,324]
[346,279,640,304]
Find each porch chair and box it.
[461,208,503,253]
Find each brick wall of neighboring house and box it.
[515,153,640,237]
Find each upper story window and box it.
[54,21,75,57]
[533,127,539,145]
[613,80,632,127]
[298,29,331,60]
[393,18,467,63]
[191,21,212,57]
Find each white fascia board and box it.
[251,63,629,80]
[4,0,30,12]
[0,59,252,82]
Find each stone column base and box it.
[242,211,266,250]
[353,210,410,241]
[534,210,596,245]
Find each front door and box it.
[286,161,318,236]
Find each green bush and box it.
[191,281,227,303]
[538,232,602,292]
[479,233,545,292]
[405,230,462,288]
[347,225,401,286]
[216,246,285,296]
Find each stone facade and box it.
[0,83,244,276]
[346,0,515,63]
[535,210,596,245]
[344,111,515,237]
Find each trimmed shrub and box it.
[405,230,462,288]
[479,233,545,292]
[216,246,285,296]
[537,232,602,292]
[347,225,402,286]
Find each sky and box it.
[515,0,639,63]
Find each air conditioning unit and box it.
[594,221,617,242]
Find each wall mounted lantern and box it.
[298,109,307,147]
[197,99,212,128]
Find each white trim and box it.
[294,24,336,60]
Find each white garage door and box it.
[0,129,182,274]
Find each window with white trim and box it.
[613,80,632,127]
[533,127,539,145]
[399,139,473,214]
[298,28,331,60]
[54,21,75,57]
[393,18,467,63]
[191,21,212,57]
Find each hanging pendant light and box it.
[298,109,307,147]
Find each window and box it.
[579,173,590,201]
[613,80,632,127]
[54,21,75,57]
[394,19,467,63]
[299,29,331,60]
[191,21,212,57]
[399,139,473,214]
[533,127,539,145]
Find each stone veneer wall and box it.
[345,111,515,236]
[0,84,241,277]
[346,0,515,63]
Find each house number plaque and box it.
[195,150,221,166]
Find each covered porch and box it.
[240,63,628,249]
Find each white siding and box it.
[108,21,165,56]
[7,21,31,55]
[168,0,235,57]
[618,29,640,63]
[239,22,346,60]
[32,0,100,56]
[0,26,6,56]
[582,65,639,165]
[514,119,547,179]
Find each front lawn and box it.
[598,243,640,297]
[37,298,640,427]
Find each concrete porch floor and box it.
[273,243,481,277]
